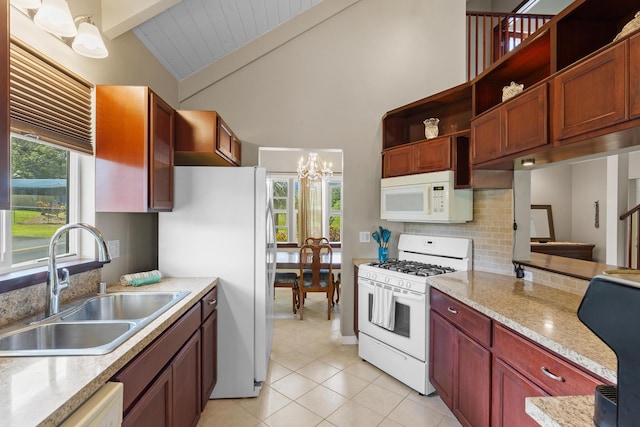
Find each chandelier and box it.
[297,152,333,181]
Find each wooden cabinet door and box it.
[630,33,640,118]
[231,135,241,165]
[429,311,455,408]
[122,368,172,427]
[414,137,452,173]
[201,310,217,410]
[471,108,501,164]
[217,117,234,161]
[552,42,627,142]
[383,145,414,178]
[454,332,491,427]
[503,84,548,156]
[492,357,547,427]
[172,331,202,427]
[150,92,174,211]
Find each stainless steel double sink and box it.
[0,291,190,357]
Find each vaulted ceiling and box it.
[117,0,324,81]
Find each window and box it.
[0,134,77,271]
[270,175,342,244]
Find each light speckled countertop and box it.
[427,271,616,427]
[0,277,217,427]
[427,271,616,383]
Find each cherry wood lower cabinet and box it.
[114,288,218,427]
[201,287,218,409]
[429,289,491,427]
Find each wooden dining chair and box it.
[304,237,330,245]
[293,240,334,320]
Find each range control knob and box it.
[384,276,390,283]
[398,280,404,288]
[405,282,412,289]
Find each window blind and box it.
[9,39,93,154]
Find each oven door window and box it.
[367,294,410,338]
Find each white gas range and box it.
[358,234,472,395]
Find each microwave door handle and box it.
[425,184,432,214]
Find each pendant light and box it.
[72,17,109,59]
[33,0,77,38]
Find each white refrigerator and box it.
[158,166,276,399]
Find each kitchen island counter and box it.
[0,277,217,427]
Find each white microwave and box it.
[380,171,473,223]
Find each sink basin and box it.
[0,291,190,357]
[0,322,135,356]
[62,291,189,322]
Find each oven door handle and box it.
[359,280,425,302]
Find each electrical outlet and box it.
[107,240,120,259]
[523,271,533,282]
[360,232,371,243]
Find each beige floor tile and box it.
[318,349,359,370]
[316,421,337,427]
[296,385,349,418]
[342,359,383,382]
[377,418,404,427]
[321,371,369,399]
[406,391,452,417]
[438,415,463,427]
[237,386,292,420]
[326,400,385,427]
[270,372,319,400]
[263,402,323,427]
[387,399,445,427]
[296,341,338,359]
[353,383,404,416]
[372,373,412,397]
[270,349,315,371]
[198,401,262,427]
[296,360,341,383]
[265,361,293,385]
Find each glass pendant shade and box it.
[72,21,109,58]
[34,0,77,38]
[10,0,42,9]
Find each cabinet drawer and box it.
[201,286,218,321]
[114,302,202,413]
[430,288,491,347]
[493,324,603,396]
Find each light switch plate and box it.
[107,240,120,259]
[360,232,371,243]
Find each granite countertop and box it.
[0,277,217,427]
[426,271,616,383]
[427,271,617,427]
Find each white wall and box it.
[179,0,466,338]
[531,164,572,241]
[571,159,607,262]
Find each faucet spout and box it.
[46,223,111,318]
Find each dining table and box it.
[276,250,342,270]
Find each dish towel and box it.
[120,270,163,287]
[371,285,396,331]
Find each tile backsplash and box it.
[0,269,102,327]
[405,189,590,296]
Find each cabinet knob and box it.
[208,299,217,306]
[540,366,565,382]
[447,307,458,315]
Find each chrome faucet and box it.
[46,223,111,318]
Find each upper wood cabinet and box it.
[552,42,627,142]
[175,110,241,167]
[0,0,9,211]
[628,33,640,119]
[96,86,174,212]
[382,134,471,187]
[472,84,549,166]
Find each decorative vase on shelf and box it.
[614,11,640,42]
[502,81,524,102]
[423,118,439,139]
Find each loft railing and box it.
[466,11,553,81]
[620,204,640,269]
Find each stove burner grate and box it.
[367,260,456,276]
